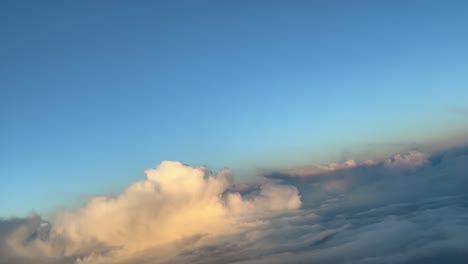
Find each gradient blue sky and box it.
[1,0,468,218]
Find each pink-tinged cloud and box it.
[286,159,376,177]
[383,151,427,168]
[284,151,428,178]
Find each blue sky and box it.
[1,0,468,218]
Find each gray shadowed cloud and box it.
[1,146,468,263]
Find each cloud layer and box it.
[1,147,468,264]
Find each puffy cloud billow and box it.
[1,146,468,264]
[0,161,301,264]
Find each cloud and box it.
[284,159,376,177]
[1,146,468,263]
[383,151,427,168]
[1,161,300,264]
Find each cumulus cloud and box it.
[0,161,301,264]
[1,146,468,264]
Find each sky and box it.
[1,0,468,219]
[1,1,468,264]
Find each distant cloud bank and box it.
[1,146,468,264]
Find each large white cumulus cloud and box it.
[1,161,301,264]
